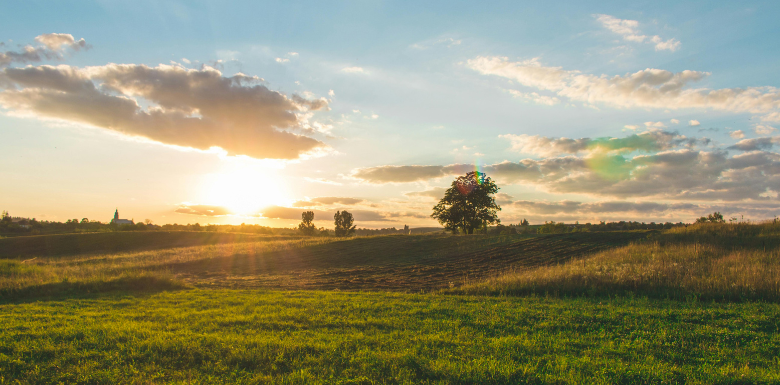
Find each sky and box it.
[2,0,780,228]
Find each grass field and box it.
[455,223,780,301]
[3,290,780,384]
[2,224,780,383]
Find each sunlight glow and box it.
[200,166,288,216]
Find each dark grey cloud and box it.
[728,137,780,152]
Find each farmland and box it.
[2,225,780,384]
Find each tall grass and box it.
[0,237,338,298]
[456,222,780,301]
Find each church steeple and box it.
[114,208,119,220]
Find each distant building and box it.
[111,209,134,225]
[11,217,30,229]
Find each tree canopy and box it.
[298,211,316,236]
[334,210,356,237]
[431,171,501,234]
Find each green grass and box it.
[3,225,780,383]
[0,232,645,298]
[2,290,779,384]
[455,223,780,301]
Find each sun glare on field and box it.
[200,167,288,216]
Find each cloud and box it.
[728,137,780,151]
[508,90,560,105]
[342,66,366,74]
[0,33,88,67]
[34,33,88,51]
[328,89,335,97]
[405,187,446,200]
[594,14,681,52]
[500,130,703,157]
[304,177,342,185]
[645,121,666,128]
[352,165,455,183]
[0,63,330,159]
[351,147,780,202]
[260,206,389,222]
[275,58,289,63]
[755,125,777,135]
[175,204,232,216]
[670,119,680,124]
[468,56,780,122]
[730,130,745,139]
[511,200,695,215]
[689,120,701,126]
[292,197,365,207]
[495,193,515,205]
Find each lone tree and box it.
[432,171,501,234]
[298,211,316,236]
[334,210,356,237]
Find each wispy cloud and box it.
[468,56,780,122]
[594,14,681,52]
[342,66,366,74]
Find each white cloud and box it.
[467,56,780,122]
[328,89,335,97]
[689,120,701,126]
[342,66,366,74]
[729,130,745,139]
[670,119,680,124]
[287,52,299,56]
[304,177,342,186]
[624,125,640,130]
[595,14,681,52]
[181,58,191,64]
[755,124,777,135]
[275,58,289,63]
[508,90,560,105]
[645,121,666,128]
[34,33,88,51]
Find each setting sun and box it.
[201,168,288,216]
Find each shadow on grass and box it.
[0,275,189,304]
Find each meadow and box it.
[1,224,780,384]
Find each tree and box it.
[708,212,725,223]
[520,218,529,226]
[431,171,501,234]
[298,211,316,236]
[696,212,725,224]
[334,210,356,237]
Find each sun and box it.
[201,168,287,216]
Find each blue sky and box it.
[2,1,780,227]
